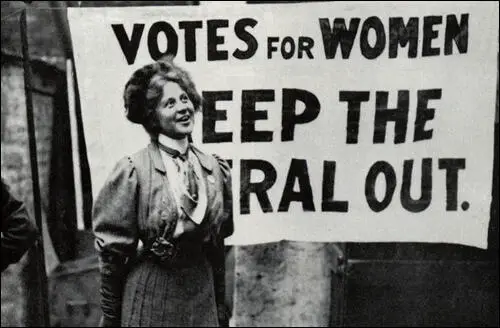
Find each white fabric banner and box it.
[68,1,498,248]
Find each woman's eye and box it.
[180,94,189,103]
[166,99,175,108]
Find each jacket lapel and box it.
[191,146,213,173]
[191,146,219,222]
[148,143,166,175]
[147,142,179,236]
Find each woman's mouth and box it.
[177,115,191,123]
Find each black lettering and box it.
[401,158,432,212]
[233,18,259,60]
[445,14,468,55]
[281,36,296,59]
[365,161,397,212]
[179,20,202,62]
[282,89,321,141]
[202,91,233,143]
[207,20,229,61]
[240,159,277,214]
[298,36,314,59]
[267,36,279,59]
[373,90,409,144]
[112,24,145,65]
[278,159,315,212]
[148,21,178,60]
[414,89,441,142]
[319,18,360,59]
[438,158,466,211]
[422,15,442,57]
[339,91,370,144]
[360,16,386,59]
[322,161,348,212]
[241,90,274,142]
[389,17,419,58]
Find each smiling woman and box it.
[153,81,195,139]
[92,56,234,327]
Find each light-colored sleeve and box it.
[92,157,139,260]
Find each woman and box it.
[93,57,233,327]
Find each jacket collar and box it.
[148,142,213,174]
[149,142,166,174]
[158,133,189,154]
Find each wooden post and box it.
[66,58,85,230]
[20,8,51,327]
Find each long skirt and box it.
[120,244,218,327]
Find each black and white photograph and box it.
[1,1,499,327]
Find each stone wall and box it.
[233,241,340,327]
[1,58,60,327]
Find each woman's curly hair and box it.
[123,56,202,135]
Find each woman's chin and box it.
[170,129,193,139]
[178,122,194,134]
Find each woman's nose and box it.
[177,104,193,113]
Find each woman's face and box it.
[155,81,195,139]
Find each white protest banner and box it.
[68,1,498,248]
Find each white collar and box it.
[158,134,189,154]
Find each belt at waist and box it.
[140,237,206,268]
